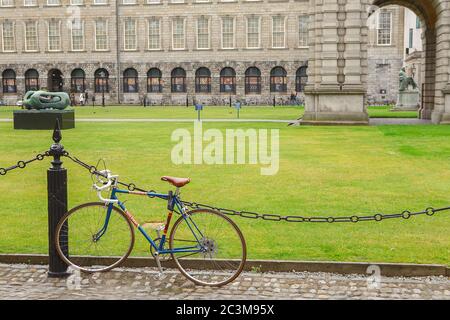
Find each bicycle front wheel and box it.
[55,202,135,273]
[169,209,246,286]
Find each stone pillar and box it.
[421,28,437,121]
[436,0,450,124]
[302,0,368,125]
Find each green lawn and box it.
[0,105,418,120]
[0,122,448,265]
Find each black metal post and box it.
[186,94,189,107]
[47,120,69,278]
[273,96,276,107]
[229,95,232,107]
[102,87,105,107]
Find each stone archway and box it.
[302,0,450,125]
[372,0,438,121]
[47,69,64,92]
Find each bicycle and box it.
[55,170,247,287]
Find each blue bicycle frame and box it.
[95,187,206,255]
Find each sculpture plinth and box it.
[392,89,420,111]
[13,109,74,130]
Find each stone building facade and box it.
[0,0,410,107]
[366,6,405,105]
[1,0,449,124]
[0,0,311,106]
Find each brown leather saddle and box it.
[161,176,191,188]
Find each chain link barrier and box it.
[1,151,448,223]
[0,151,49,176]
[61,154,450,223]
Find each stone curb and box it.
[0,254,448,277]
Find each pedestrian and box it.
[290,92,295,105]
[70,92,76,106]
[79,92,85,106]
[92,95,96,107]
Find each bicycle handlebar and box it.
[93,170,119,204]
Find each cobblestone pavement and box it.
[0,264,448,300]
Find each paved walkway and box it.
[0,118,433,125]
[0,118,292,123]
[0,264,448,300]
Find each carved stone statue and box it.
[399,67,418,92]
[393,67,420,111]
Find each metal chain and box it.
[62,154,449,223]
[181,201,449,223]
[0,151,49,176]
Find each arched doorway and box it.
[369,0,439,121]
[47,69,63,92]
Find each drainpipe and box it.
[115,0,121,104]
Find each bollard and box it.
[47,120,69,278]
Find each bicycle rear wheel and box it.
[169,209,246,286]
[55,202,135,273]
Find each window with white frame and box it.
[247,16,260,48]
[148,18,161,50]
[47,0,60,5]
[298,15,309,47]
[2,22,15,52]
[377,11,392,45]
[71,0,83,5]
[1,0,14,7]
[71,20,84,51]
[124,19,137,50]
[123,0,136,4]
[93,0,107,4]
[48,20,61,51]
[272,16,285,48]
[221,17,234,49]
[172,17,185,50]
[197,17,210,49]
[24,0,37,5]
[95,20,108,50]
[25,21,38,51]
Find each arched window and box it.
[123,68,138,93]
[270,67,287,93]
[245,67,261,94]
[195,67,211,93]
[171,67,186,93]
[71,68,86,93]
[2,69,16,93]
[296,66,308,92]
[147,68,162,93]
[95,68,109,93]
[220,67,236,93]
[25,69,39,92]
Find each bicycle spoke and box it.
[170,209,246,286]
[56,203,135,272]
